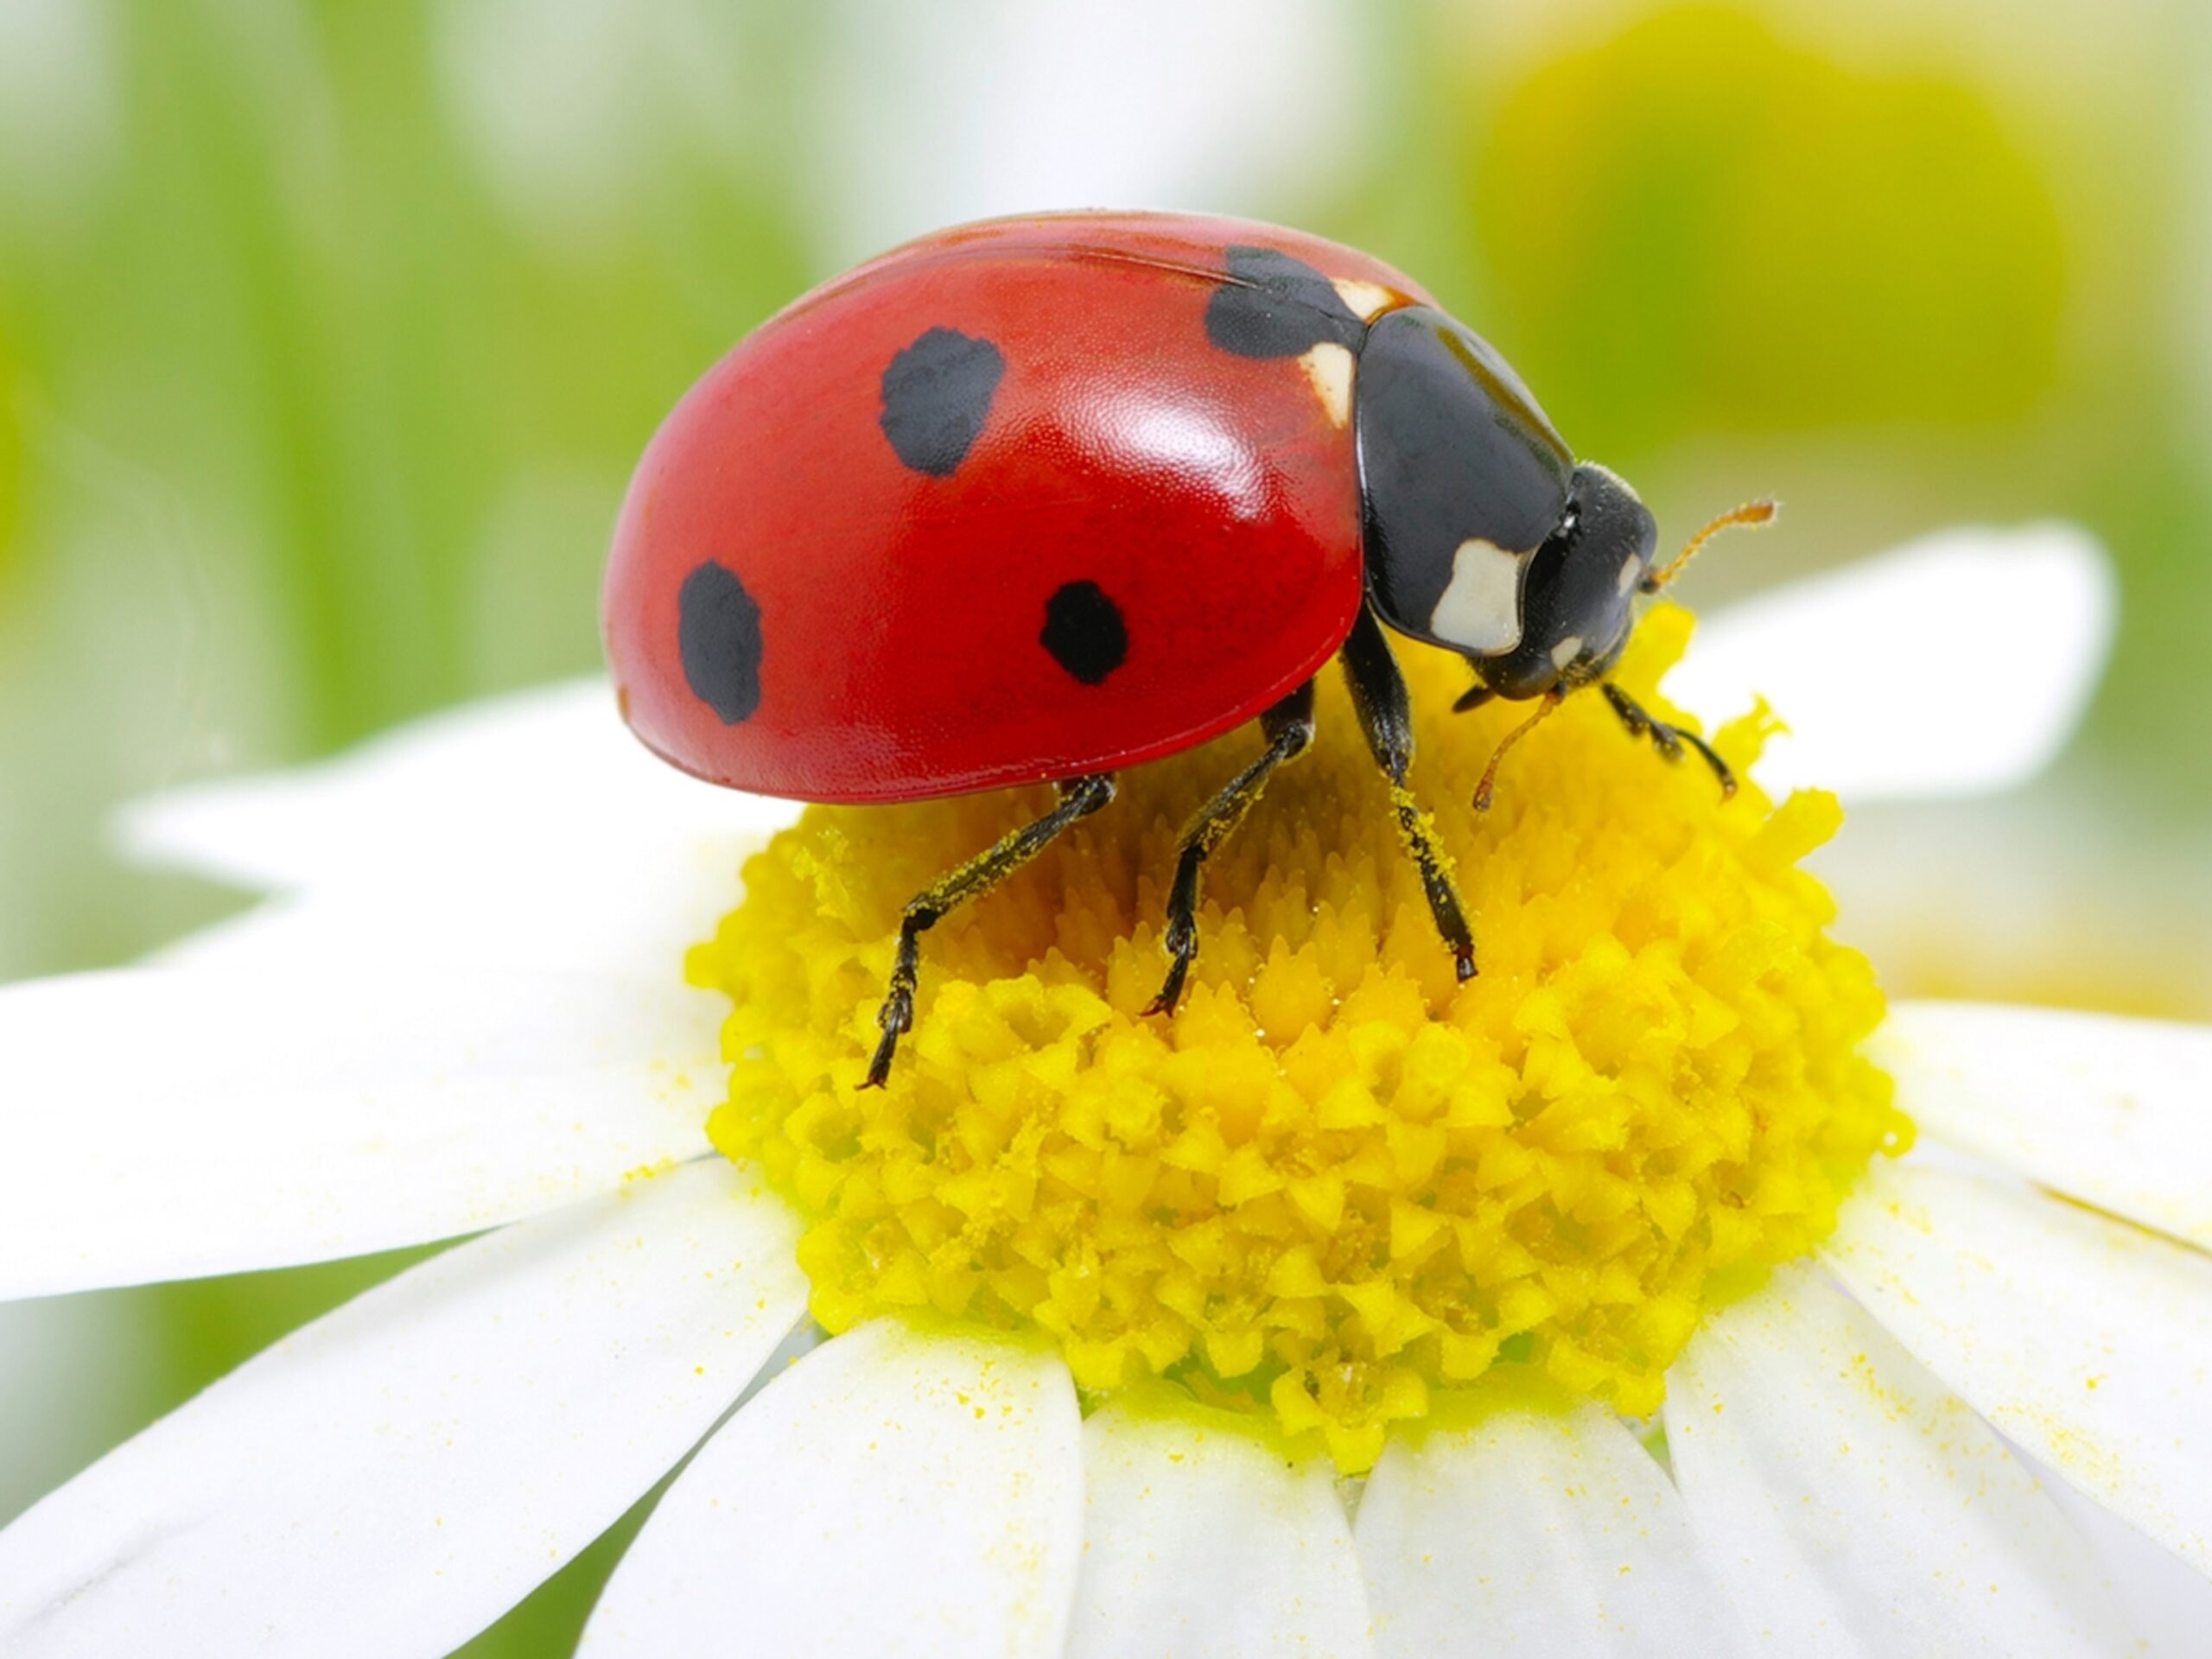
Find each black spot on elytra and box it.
[1205,245,1366,359]
[678,562,764,724]
[1040,581,1128,685]
[879,327,1006,475]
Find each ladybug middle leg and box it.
[1601,683,1736,800]
[1338,603,1478,983]
[865,772,1117,1089]
[1142,682,1318,1018]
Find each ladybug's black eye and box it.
[1478,462,1656,699]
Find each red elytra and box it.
[602,212,1430,804]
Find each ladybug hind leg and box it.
[1601,683,1736,800]
[1338,604,1478,983]
[1143,681,1318,1019]
[864,772,1117,1089]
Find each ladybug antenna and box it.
[1641,498,1778,594]
[1472,690,1563,813]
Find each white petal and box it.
[1825,1161,2212,1576]
[1875,1001,2212,1251]
[118,676,799,897]
[146,856,738,982]
[1356,1397,1749,1657]
[0,1160,807,1659]
[582,1319,1083,1658]
[1667,1262,2134,1656]
[1666,524,2113,802]
[2040,1467,2212,1658]
[1065,1398,1370,1659]
[0,964,724,1298]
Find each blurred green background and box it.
[2,0,2207,1650]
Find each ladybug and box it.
[604,212,1771,1085]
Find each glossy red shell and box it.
[603,212,1431,803]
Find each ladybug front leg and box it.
[1142,682,1317,1019]
[865,772,1117,1089]
[1601,683,1736,800]
[1338,605,1478,983]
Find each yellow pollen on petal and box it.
[689,606,1910,1472]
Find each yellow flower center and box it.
[689,607,1909,1471]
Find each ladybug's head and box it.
[1473,463,1657,701]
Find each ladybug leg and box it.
[1142,681,1317,1019]
[864,772,1117,1089]
[1338,605,1478,982]
[1602,683,1736,800]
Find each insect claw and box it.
[1608,683,1738,801]
[861,1031,899,1090]
[1143,952,1193,1019]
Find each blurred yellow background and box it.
[2,1,2207,1649]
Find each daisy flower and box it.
[3,522,2205,1658]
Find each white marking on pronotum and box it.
[1550,634,1585,671]
[1299,342,1355,429]
[1430,538,1526,653]
[1618,553,1643,596]
[1331,276,1395,321]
